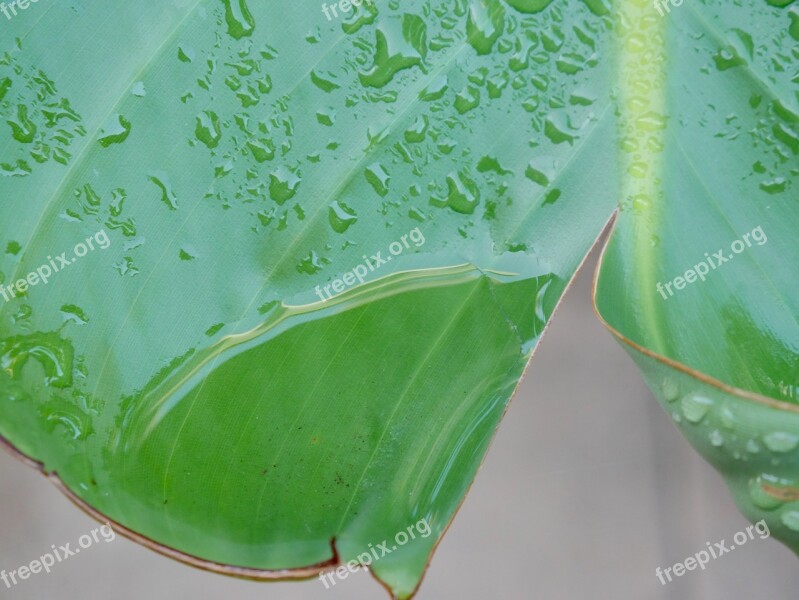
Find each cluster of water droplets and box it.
[679,0,799,199]
[0,41,87,176]
[0,0,618,494]
[302,0,610,260]
[105,0,616,290]
[0,0,619,451]
[0,328,99,446]
[658,374,799,535]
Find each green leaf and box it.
[0,0,617,596]
[595,0,799,555]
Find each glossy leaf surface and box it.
[0,0,617,596]
[595,0,799,555]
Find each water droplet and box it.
[525,159,554,186]
[636,111,667,132]
[114,256,139,277]
[477,156,512,175]
[542,25,565,52]
[408,207,426,222]
[60,304,89,325]
[544,115,575,144]
[454,85,480,114]
[296,250,329,275]
[178,46,195,63]
[179,248,196,261]
[681,394,714,424]
[0,77,11,103]
[0,159,31,177]
[305,27,322,44]
[502,0,554,12]
[258,300,279,316]
[782,510,799,532]
[661,378,679,402]
[98,114,132,147]
[0,382,29,404]
[581,0,610,15]
[719,406,737,429]
[131,81,146,97]
[467,0,505,55]
[316,108,336,127]
[419,75,448,101]
[310,70,341,93]
[365,162,391,197]
[760,177,787,194]
[790,7,799,41]
[749,475,784,510]
[404,115,429,143]
[40,397,93,440]
[148,172,178,210]
[543,188,561,206]
[205,323,225,337]
[341,0,378,34]
[764,432,799,453]
[195,111,222,149]
[329,200,358,233]
[430,171,480,215]
[709,429,724,447]
[0,332,74,388]
[7,104,36,143]
[773,122,799,153]
[359,16,426,88]
[713,46,746,71]
[222,0,256,40]
[247,138,275,163]
[269,166,301,204]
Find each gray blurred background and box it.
[2,252,798,600]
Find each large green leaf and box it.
[0,0,618,596]
[595,0,799,556]
[2,0,798,596]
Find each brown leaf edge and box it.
[591,218,799,415]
